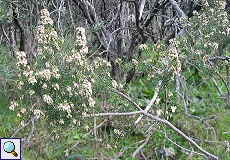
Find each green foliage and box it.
[0,46,17,97]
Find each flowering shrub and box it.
[10,9,98,131]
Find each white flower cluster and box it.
[81,80,96,107]
[66,86,73,97]
[37,9,60,54]
[67,50,83,65]
[42,94,53,105]
[93,57,111,69]
[33,109,44,117]
[52,66,61,78]
[88,97,95,108]
[114,128,124,137]
[76,27,88,54]
[36,69,52,80]
[28,76,37,85]
[29,90,35,95]
[58,100,73,118]
[16,51,28,67]
[40,9,53,25]
[111,79,123,89]
[168,39,181,75]
[139,44,148,51]
[9,100,18,110]
[59,119,64,124]
[23,69,33,77]
[82,80,93,96]
[37,25,45,44]
[17,81,24,89]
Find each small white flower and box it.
[58,100,71,111]
[59,119,64,124]
[20,120,25,126]
[42,94,53,105]
[112,80,118,88]
[171,106,177,113]
[33,109,44,117]
[52,67,60,79]
[155,98,161,104]
[85,125,90,131]
[52,83,59,90]
[45,61,51,68]
[23,70,33,77]
[28,76,37,85]
[106,144,112,150]
[73,119,77,124]
[156,109,162,116]
[42,83,48,89]
[17,113,21,117]
[131,59,138,65]
[168,91,173,97]
[17,81,24,89]
[66,86,72,92]
[139,44,148,50]
[88,97,95,107]
[20,108,26,114]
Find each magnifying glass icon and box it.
[3,141,18,157]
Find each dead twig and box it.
[132,130,152,157]
[135,80,162,124]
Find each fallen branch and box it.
[67,120,107,152]
[85,109,218,159]
[135,80,162,124]
[132,130,152,157]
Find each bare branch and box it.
[169,0,186,17]
[67,120,107,151]
[112,88,143,111]
[132,129,152,157]
[85,109,218,159]
[135,80,162,124]
[139,0,146,20]
[208,56,230,61]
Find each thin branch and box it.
[226,65,230,106]
[144,112,218,160]
[11,116,39,138]
[112,88,143,111]
[208,56,230,61]
[169,0,186,17]
[166,137,206,157]
[1,26,11,45]
[86,111,142,117]
[22,118,36,149]
[135,80,162,124]
[211,77,222,95]
[132,130,152,157]
[67,120,107,151]
[214,65,230,95]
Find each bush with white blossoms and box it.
[11,9,98,130]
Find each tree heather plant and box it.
[10,9,97,131]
